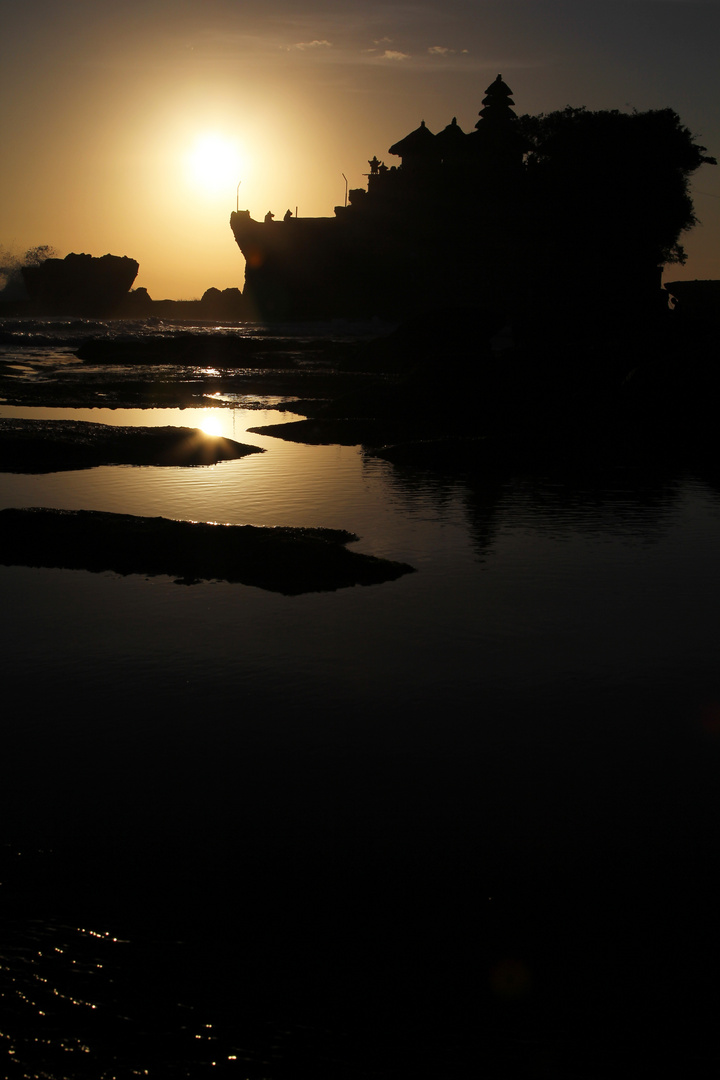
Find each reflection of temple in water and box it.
[229,76,687,328]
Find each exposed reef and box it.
[248,417,393,447]
[75,333,332,368]
[0,508,415,592]
[2,294,719,479]
[243,305,720,474]
[0,419,262,472]
[0,332,369,408]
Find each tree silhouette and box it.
[518,107,716,267]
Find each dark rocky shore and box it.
[1,298,719,476]
[241,304,720,480]
[73,331,337,367]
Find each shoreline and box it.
[1,310,719,477]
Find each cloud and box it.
[364,39,395,55]
[290,39,332,51]
[428,46,454,56]
[381,50,410,61]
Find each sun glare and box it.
[200,415,224,437]
[186,133,242,194]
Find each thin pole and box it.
[236,180,242,212]
[342,173,348,207]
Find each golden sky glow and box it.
[1,1,719,299]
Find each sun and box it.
[186,133,242,194]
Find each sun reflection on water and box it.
[198,414,223,437]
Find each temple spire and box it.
[476,74,517,130]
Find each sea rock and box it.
[200,286,246,318]
[121,286,154,315]
[22,253,139,316]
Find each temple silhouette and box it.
[230,77,714,334]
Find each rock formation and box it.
[231,76,715,337]
[21,252,139,316]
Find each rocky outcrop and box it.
[231,82,714,330]
[21,253,139,316]
[115,285,247,320]
[200,286,245,318]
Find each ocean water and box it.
[1,320,720,1076]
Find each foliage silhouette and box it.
[518,106,716,267]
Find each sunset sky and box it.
[2,0,719,300]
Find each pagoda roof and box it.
[435,117,466,145]
[388,120,436,157]
[482,93,516,108]
[434,117,467,160]
[484,74,514,98]
[476,74,519,129]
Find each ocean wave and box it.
[0,316,392,351]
